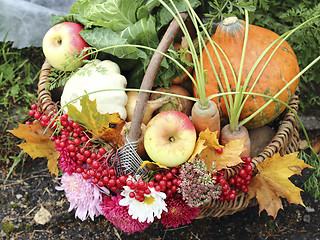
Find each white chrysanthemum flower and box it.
[119,185,167,223]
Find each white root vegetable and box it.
[125,91,171,125]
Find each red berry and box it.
[229,178,235,185]
[239,169,247,178]
[61,114,68,121]
[108,179,116,187]
[89,170,96,177]
[102,176,110,184]
[110,186,118,192]
[129,192,135,198]
[28,110,35,117]
[222,184,230,191]
[41,115,49,123]
[67,144,76,152]
[241,185,248,193]
[219,178,227,185]
[30,104,37,110]
[25,121,32,125]
[144,188,151,195]
[166,172,173,179]
[245,164,253,173]
[92,160,100,169]
[86,158,93,165]
[159,180,167,188]
[98,181,105,187]
[148,181,155,188]
[171,168,178,175]
[74,138,81,146]
[91,178,99,184]
[216,147,223,154]
[76,167,83,173]
[109,168,116,176]
[119,175,127,184]
[155,173,162,181]
[98,148,106,155]
[82,173,90,179]
[34,111,41,120]
[155,185,161,192]
[84,150,91,157]
[229,193,236,200]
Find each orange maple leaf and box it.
[8,122,59,176]
[196,129,245,170]
[67,94,125,146]
[248,152,313,218]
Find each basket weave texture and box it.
[37,59,300,218]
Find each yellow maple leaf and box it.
[188,138,207,161]
[199,129,223,150]
[248,152,313,218]
[200,135,245,171]
[67,94,125,146]
[8,122,59,176]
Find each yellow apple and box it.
[144,111,197,167]
[42,22,89,71]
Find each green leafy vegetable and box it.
[50,0,201,88]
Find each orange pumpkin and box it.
[193,17,300,129]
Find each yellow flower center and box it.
[171,208,177,213]
[143,196,155,205]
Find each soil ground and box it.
[0,130,319,240]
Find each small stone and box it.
[16,194,23,200]
[305,206,315,213]
[303,214,311,223]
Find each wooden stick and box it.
[127,13,188,142]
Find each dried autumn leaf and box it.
[140,160,168,171]
[67,94,125,146]
[199,132,245,170]
[248,152,313,218]
[8,122,59,176]
[34,205,52,225]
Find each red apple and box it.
[144,111,197,167]
[42,22,89,71]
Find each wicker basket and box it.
[37,15,300,219]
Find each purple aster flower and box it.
[101,192,151,233]
[160,197,200,228]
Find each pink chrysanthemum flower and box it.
[56,147,76,174]
[56,172,107,221]
[159,196,200,228]
[101,193,151,233]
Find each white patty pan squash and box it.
[60,59,128,120]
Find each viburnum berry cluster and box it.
[216,157,254,201]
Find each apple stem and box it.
[127,13,188,143]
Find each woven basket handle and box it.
[127,12,188,142]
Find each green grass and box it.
[300,151,320,200]
[0,40,44,168]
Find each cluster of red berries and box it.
[216,157,254,201]
[125,167,182,202]
[26,103,131,192]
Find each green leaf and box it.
[80,27,143,59]
[66,94,125,144]
[156,0,201,30]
